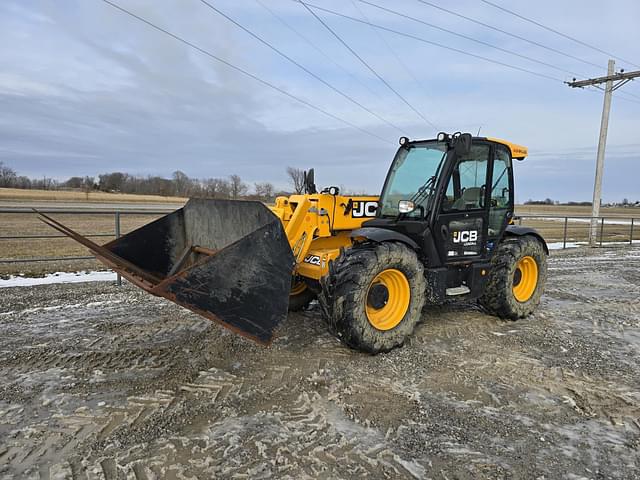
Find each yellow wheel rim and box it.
[512,255,538,302]
[290,281,307,296]
[365,269,411,331]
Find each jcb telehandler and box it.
[38,132,548,353]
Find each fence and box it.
[0,207,175,284]
[516,214,638,248]
[1,208,638,276]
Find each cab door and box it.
[486,144,514,250]
[434,143,491,264]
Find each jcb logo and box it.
[352,201,378,218]
[452,230,478,244]
[303,254,321,266]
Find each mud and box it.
[0,247,639,479]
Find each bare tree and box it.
[286,166,305,194]
[203,178,231,198]
[172,170,191,196]
[0,162,17,188]
[98,172,127,192]
[254,182,275,201]
[82,176,95,194]
[65,177,83,189]
[14,176,31,189]
[229,174,248,199]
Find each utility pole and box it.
[566,61,640,246]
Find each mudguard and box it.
[505,225,549,254]
[350,227,419,250]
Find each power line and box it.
[619,89,640,102]
[300,1,564,83]
[414,0,604,71]
[583,86,640,105]
[349,0,438,118]
[296,0,439,131]
[98,0,392,145]
[615,92,640,105]
[479,0,640,70]
[254,0,379,98]
[356,0,584,78]
[198,0,404,134]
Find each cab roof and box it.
[402,134,528,160]
[485,137,528,160]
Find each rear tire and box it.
[319,242,426,354]
[479,235,547,319]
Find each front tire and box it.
[479,235,547,319]
[319,242,426,354]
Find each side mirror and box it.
[303,168,317,194]
[454,133,472,157]
[398,200,415,213]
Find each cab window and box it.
[488,146,512,236]
[442,145,490,212]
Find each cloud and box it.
[0,0,638,201]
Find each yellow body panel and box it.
[486,137,528,159]
[270,194,379,280]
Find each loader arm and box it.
[270,193,379,280]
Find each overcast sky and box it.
[1,0,638,202]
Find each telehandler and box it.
[38,132,547,353]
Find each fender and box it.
[504,225,549,254]
[350,227,419,250]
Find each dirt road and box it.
[1,247,639,479]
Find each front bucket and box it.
[36,199,295,345]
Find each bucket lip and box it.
[105,262,275,346]
[156,289,275,346]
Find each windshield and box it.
[379,143,448,217]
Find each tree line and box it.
[0,161,310,201]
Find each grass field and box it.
[0,187,186,204]
[0,212,165,276]
[1,197,639,276]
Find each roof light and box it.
[399,136,409,146]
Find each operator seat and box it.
[452,187,482,210]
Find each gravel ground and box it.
[0,246,639,479]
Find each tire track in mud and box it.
[65,392,425,479]
[410,307,640,427]
[4,364,425,479]
[2,317,422,479]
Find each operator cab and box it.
[361,132,529,298]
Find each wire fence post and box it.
[631,218,635,245]
[599,217,604,247]
[562,217,568,249]
[115,211,122,286]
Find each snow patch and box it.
[0,271,118,288]
[0,300,124,317]
[547,240,640,250]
